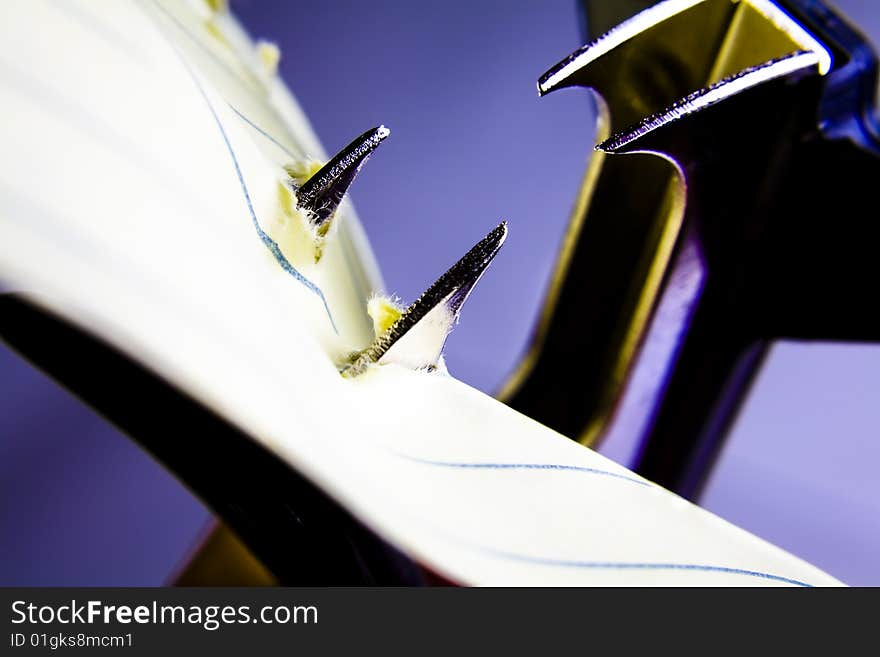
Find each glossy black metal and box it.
[344,222,507,376]
[512,0,880,499]
[622,3,880,496]
[295,126,390,227]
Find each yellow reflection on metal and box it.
[495,108,610,405]
[580,175,686,446]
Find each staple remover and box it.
[501,0,880,499]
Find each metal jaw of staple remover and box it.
[500,0,880,499]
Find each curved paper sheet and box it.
[0,0,842,586]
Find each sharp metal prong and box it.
[295,125,390,227]
[597,51,822,155]
[342,221,508,377]
[538,0,706,97]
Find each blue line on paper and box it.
[404,457,813,585]
[403,456,652,487]
[149,1,337,332]
[227,103,375,310]
[228,103,299,160]
[484,548,814,587]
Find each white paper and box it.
[0,0,843,586]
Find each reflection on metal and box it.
[343,222,507,377]
[295,126,390,228]
[173,522,277,586]
[501,0,880,498]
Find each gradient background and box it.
[2,0,878,585]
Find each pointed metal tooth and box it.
[597,51,822,156]
[343,222,508,377]
[538,0,713,97]
[296,125,390,227]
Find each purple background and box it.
[1,0,878,585]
